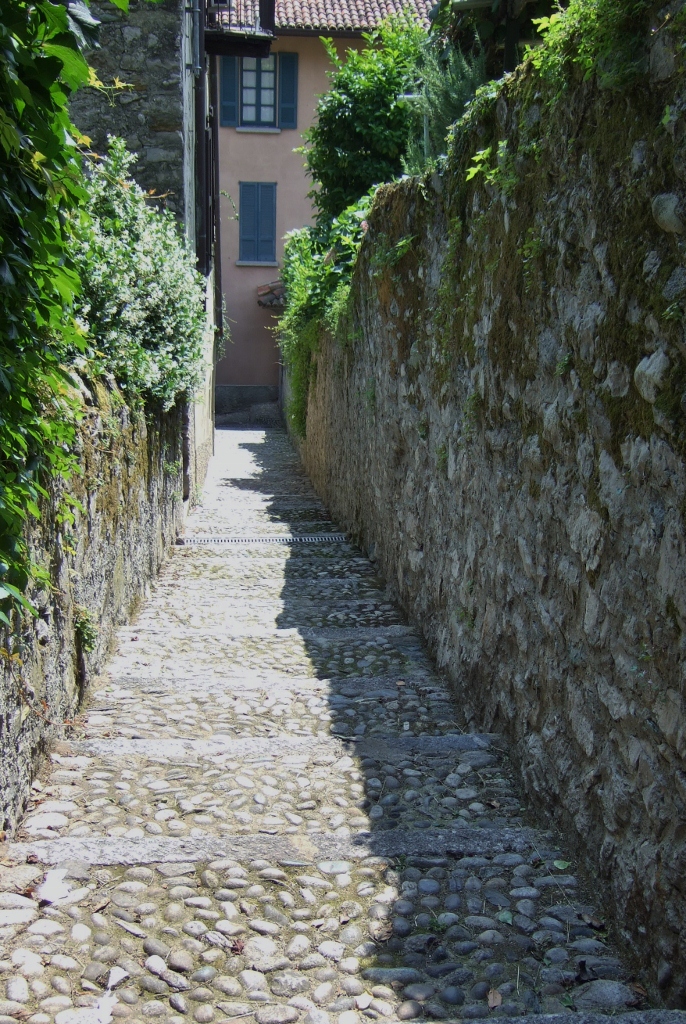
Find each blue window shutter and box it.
[278,53,298,129]
[257,183,276,261]
[239,182,258,261]
[220,56,238,126]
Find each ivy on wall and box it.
[0,0,204,628]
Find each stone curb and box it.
[114,625,419,641]
[6,824,539,865]
[98,673,457,694]
[55,732,494,759]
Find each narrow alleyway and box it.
[2,429,643,1023]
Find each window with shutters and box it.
[238,182,277,263]
[220,54,298,129]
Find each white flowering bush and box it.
[73,138,206,409]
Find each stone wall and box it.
[297,15,686,1007]
[70,0,189,217]
[0,384,184,839]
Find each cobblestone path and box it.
[1,429,648,1024]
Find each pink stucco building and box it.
[214,0,431,419]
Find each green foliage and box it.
[466,146,492,181]
[0,0,202,629]
[555,352,573,377]
[402,38,485,174]
[428,0,554,77]
[463,391,482,436]
[370,233,416,276]
[0,0,96,626]
[279,191,375,435]
[528,0,653,92]
[465,140,517,193]
[74,604,98,653]
[73,138,206,409]
[301,18,425,219]
[283,20,484,435]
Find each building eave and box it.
[274,25,367,35]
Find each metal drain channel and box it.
[177,533,347,546]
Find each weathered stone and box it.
[296,105,686,996]
[634,350,670,404]
[573,979,635,1009]
[255,1006,300,1024]
[652,192,684,232]
[0,396,184,839]
[397,999,422,1019]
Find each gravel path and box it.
[0,428,662,1024]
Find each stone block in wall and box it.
[69,0,186,216]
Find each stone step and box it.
[18,727,523,848]
[0,832,646,1022]
[9,824,540,866]
[104,633,434,685]
[132,606,406,631]
[96,675,460,698]
[48,732,494,760]
[179,534,345,547]
[115,626,419,643]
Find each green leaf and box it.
[108,0,130,9]
[496,910,513,925]
[42,44,91,90]
[553,860,571,870]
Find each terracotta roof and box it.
[275,0,433,31]
[209,0,432,33]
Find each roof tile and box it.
[274,0,432,31]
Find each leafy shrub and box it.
[279,191,375,434]
[281,18,486,434]
[428,0,554,78]
[402,37,485,174]
[1,0,205,628]
[301,18,425,219]
[0,0,96,624]
[528,0,653,92]
[73,138,207,409]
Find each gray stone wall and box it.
[0,384,184,839]
[70,0,188,217]
[297,17,686,1007]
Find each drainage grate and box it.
[177,533,348,546]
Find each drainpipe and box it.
[210,58,223,341]
[194,0,208,274]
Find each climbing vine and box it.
[0,0,205,628]
[0,0,98,624]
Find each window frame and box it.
[240,54,277,128]
[238,181,277,265]
[220,53,298,130]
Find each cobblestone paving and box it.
[0,430,649,1024]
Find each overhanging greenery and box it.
[0,0,205,629]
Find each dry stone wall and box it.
[298,20,686,1007]
[0,384,183,839]
[70,0,188,217]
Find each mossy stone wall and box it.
[298,19,686,1006]
[0,385,183,839]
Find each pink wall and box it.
[216,37,354,388]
